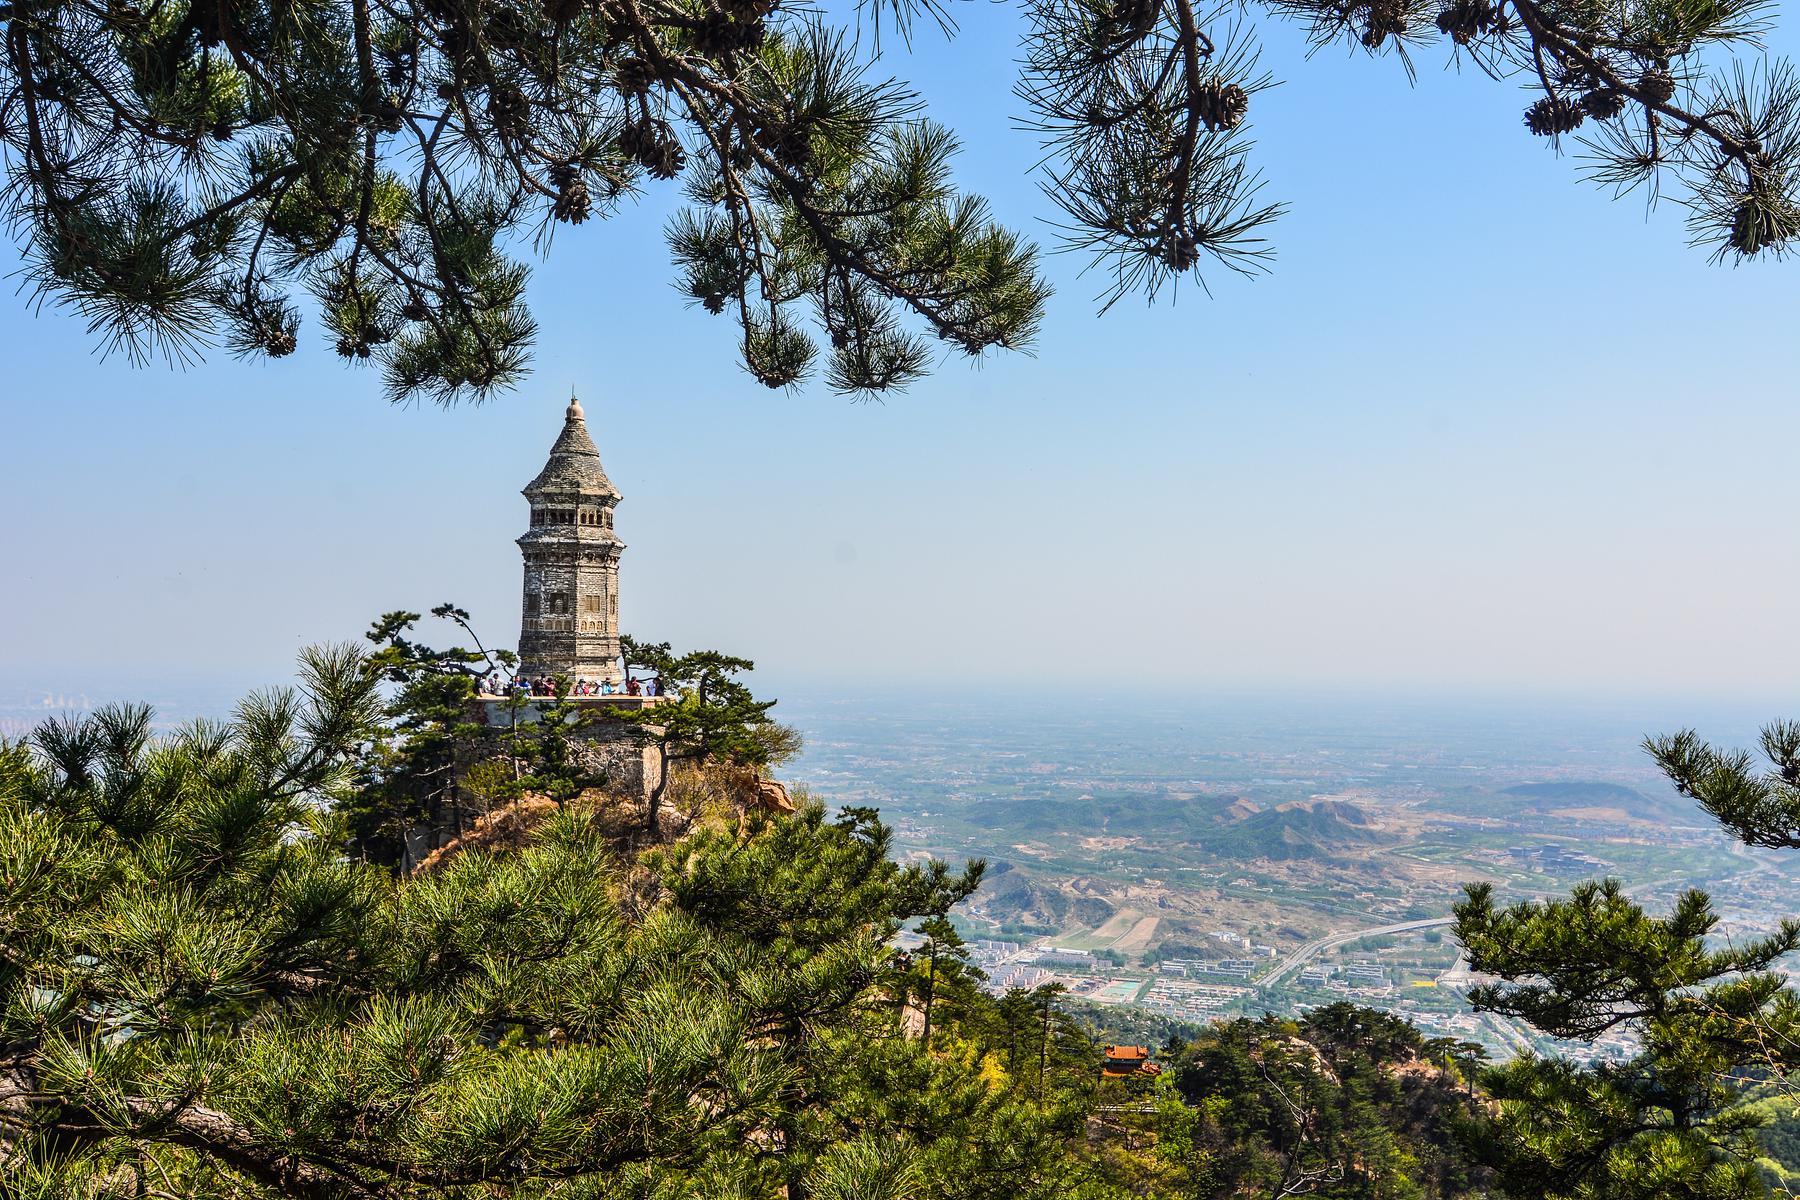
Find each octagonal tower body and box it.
[516,397,625,685]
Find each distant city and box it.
[783,689,1800,1061]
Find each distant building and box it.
[1033,948,1096,968]
[1100,1045,1161,1079]
[515,395,625,685]
[982,965,1054,994]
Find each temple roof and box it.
[523,396,619,498]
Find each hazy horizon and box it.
[4,662,1786,761]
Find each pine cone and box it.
[619,118,649,161]
[615,57,657,96]
[264,331,296,358]
[1579,88,1626,120]
[1728,198,1783,255]
[1362,0,1407,48]
[400,300,428,321]
[547,0,584,21]
[1638,67,1675,104]
[553,172,592,223]
[1113,0,1158,32]
[484,8,533,49]
[773,127,812,169]
[646,141,685,179]
[1434,0,1493,43]
[334,335,356,359]
[692,9,764,55]
[1523,95,1584,136]
[376,95,404,133]
[1194,77,1248,132]
[620,119,686,179]
[487,85,529,130]
[702,291,727,313]
[1164,233,1199,271]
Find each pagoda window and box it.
[524,594,540,615]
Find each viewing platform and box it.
[473,693,672,726]
[474,692,669,709]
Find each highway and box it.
[1258,916,1457,987]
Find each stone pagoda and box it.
[515,395,625,685]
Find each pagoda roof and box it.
[523,396,620,498]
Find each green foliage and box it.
[0,658,1114,1200]
[1454,718,1800,1200]
[1087,1007,1497,1200]
[352,602,617,866]
[1649,720,1800,849]
[348,604,511,861]
[1,0,1047,401]
[2,0,1792,399]
[612,636,801,830]
[1153,1003,1494,1199]
[1060,995,1206,1052]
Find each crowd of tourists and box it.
[479,671,663,699]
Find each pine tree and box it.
[1140,1004,1492,1199]
[611,636,802,835]
[1453,720,1800,1200]
[0,646,1127,1200]
[1,0,1792,401]
[915,914,970,1049]
[350,604,515,861]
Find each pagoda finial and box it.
[567,390,584,421]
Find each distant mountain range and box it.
[1494,781,1701,825]
[1201,798,1392,862]
[978,861,1118,928]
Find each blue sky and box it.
[3,6,1798,704]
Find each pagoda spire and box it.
[515,395,625,685]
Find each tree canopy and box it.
[1,0,1793,401]
[1453,720,1800,1200]
[0,648,1103,1200]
